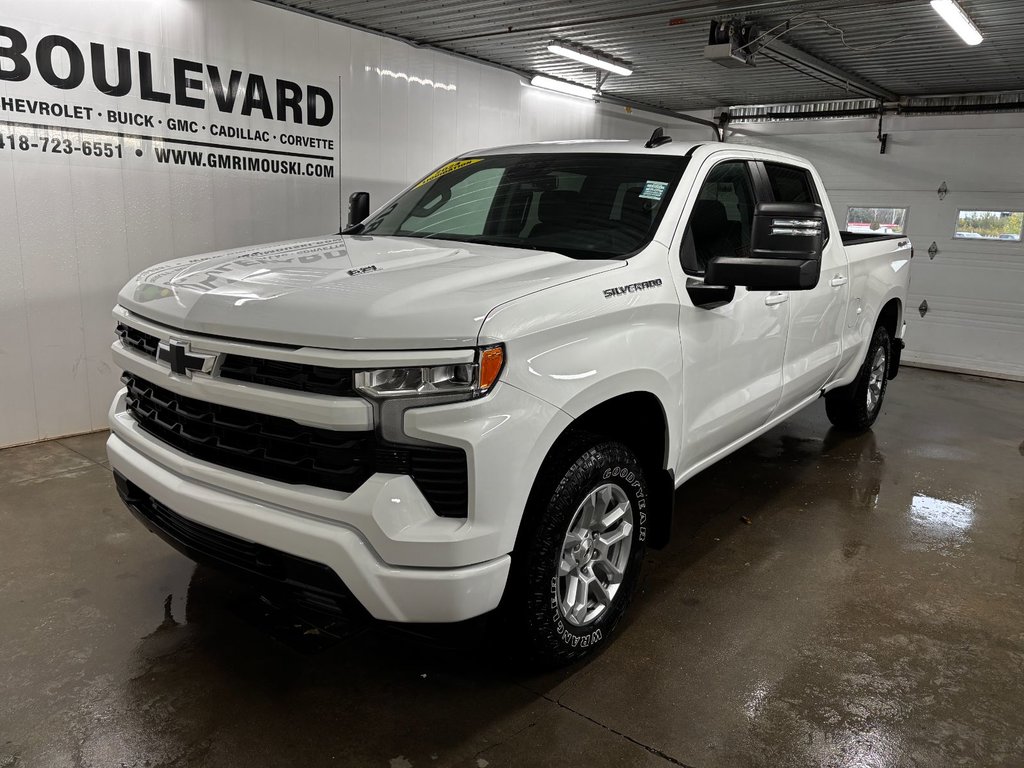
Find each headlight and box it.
[354,345,504,399]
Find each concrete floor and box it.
[2,366,1023,768]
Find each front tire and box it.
[506,436,649,666]
[825,323,891,431]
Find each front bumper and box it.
[107,377,572,623]
[108,429,509,622]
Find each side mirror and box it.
[705,202,825,291]
[347,191,370,228]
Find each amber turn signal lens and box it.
[478,346,505,392]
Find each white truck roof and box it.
[460,138,812,167]
[461,139,705,157]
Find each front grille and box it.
[116,323,159,357]
[115,322,355,397]
[114,471,364,616]
[219,354,354,396]
[123,374,468,517]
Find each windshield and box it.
[358,153,688,260]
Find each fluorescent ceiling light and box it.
[930,0,983,46]
[530,75,596,99]
[547,43,632,76]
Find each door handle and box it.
[829,274,849,287]
[764,292,789,306]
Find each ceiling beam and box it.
[595,93,723,140]
[764,40,898,102]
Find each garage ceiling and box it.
[261,0,1024,114]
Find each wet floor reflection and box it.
[909,494,974,532]
[5,369,1024,767]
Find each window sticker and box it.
[415,158,484,188]
[639,180,669,200]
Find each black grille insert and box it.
[219,354,354,396]
[116,323,159,357]
[123,374,468,517]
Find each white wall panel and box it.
[68,166,132,428]
[431,55,459,167]
[455,60,482,154]
[0,126,39,446]
[121,167,175,278]
[377,37,410,195]
[0,0,712,447]
[13,160,92,439]
[340,29,382,206]
[405,46,436,180]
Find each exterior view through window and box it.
[954,209,1023,241]
[359,153,688,260]
[847,207,909,236]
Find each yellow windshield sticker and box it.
[415,158,484,188]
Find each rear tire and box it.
[825,324,890,432]
[504,435,648,667]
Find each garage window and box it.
[846,207,909,236]
[954,209,1023,242]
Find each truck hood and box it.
[119,235,624,349]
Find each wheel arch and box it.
[876,297,903,379]
[527,390,676,551]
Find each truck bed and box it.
[840,230,907,247]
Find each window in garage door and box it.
[846,207,909,236]
[954,209,1023,241]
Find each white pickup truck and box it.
[108,136,911,664]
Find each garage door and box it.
[900,192,1024,381]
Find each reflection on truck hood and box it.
[119,235,624,349]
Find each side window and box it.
[401,168,504,236]
[763,163,816,203]
[763,162,828,242]
[680,161,756,276]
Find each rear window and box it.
[359,153,689,260]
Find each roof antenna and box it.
[645,127,672,148]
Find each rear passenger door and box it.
[761,161,850,415]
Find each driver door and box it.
[671,157,790,472]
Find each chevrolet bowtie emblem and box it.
[156,340,217,376]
